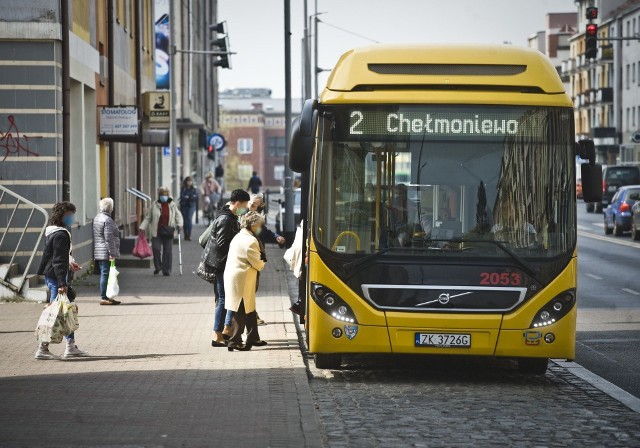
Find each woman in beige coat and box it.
[224,211,266,351]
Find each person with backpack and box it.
[35,202,89,359]
[203,189,250,347]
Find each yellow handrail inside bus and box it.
[332,231,361,251]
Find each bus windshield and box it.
[314,105,576,259]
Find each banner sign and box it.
[155,14,170,90]
[98,106,139,139]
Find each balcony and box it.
[595,87,613,103]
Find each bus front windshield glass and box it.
[314,105,576,259]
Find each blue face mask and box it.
[63,215,75,228]
[159,195,169,203]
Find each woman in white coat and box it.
[224,211,267,351]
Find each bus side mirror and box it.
[290,99,317,172]
[575,139,596,163]
[581,163,603,203]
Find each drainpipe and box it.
[134,0,142,228]
[61,0,70,202]
[107,0,116,217]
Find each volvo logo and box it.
[416,291,473,307]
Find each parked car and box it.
[595,165,640,213]
[603,185,640,236]
[576,178,583,199]
[275,188,301,234]
[632,200,640,241]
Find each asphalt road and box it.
[575,203,640,399]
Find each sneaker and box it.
[63,342,90,358]
[35,344,56,360]
[100,298,121,305]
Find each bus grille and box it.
[361,284,527,313]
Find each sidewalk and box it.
[0,224,322,448]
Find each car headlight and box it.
[529,290,575,329]
[311,282,357,324]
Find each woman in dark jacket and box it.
[179,176,199,241]
[93,197,121,305]
[35,202,89,360]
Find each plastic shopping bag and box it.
[106,260,120,299]
[35,298,63,343]
[132,230,152,259]
[35,293,77,343]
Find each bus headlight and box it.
[530,290,575,329]
[311,282,357,324]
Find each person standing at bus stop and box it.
[247,171,262,194]
[205,189,250,347]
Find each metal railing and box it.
[0,185,48,293]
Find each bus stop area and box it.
[0,223,638,447]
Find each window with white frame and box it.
[237,138,254,154]
[274,165,285,181]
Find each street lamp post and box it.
[283,0,295,241]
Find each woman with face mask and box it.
[35,201,87,360]
[140,187,184,276]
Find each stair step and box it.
[22,285,49,302]
[116,256,154,269]
[0,263,19,279]
[8,274,39,289]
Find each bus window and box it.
[313,105,576,259]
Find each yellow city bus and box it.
[289,45,602,373]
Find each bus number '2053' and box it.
[479,272,522,286]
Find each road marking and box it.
[622,288,640,296]
[553,360,640,413]
[591,222,605,228]
[577,225,591,231]
[584,273,603,280]
[578,230,640,249]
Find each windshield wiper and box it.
[461,239,540,283]
[343,244,462,272]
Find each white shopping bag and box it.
[106,260,120,299]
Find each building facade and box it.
[218,90,300,192]
[0,0,220,299]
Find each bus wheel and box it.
[518,358,549,374]
[314,353,342,369]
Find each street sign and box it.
[209,133,226,151]
[143,91,170,123]
[162,146,181,157]
[98,106,139,139]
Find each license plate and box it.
[608,186,617,192]
[415,333,471,348]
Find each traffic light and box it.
[209,21,231,69]
[207,145,216,161]
[586,24,598,59]
[212,36,231,69]
[586,7,598,20]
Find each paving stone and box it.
[0,225,322,448]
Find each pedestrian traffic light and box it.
[586,24,598,59]
[586,7,598,20]
[207,145,216,161]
